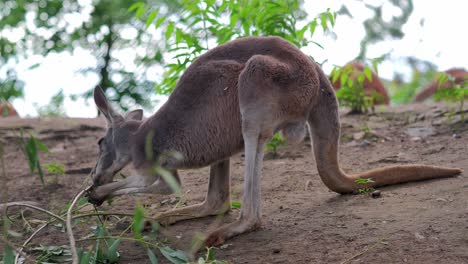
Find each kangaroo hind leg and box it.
[203,55,284,247]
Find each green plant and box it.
[195,247,230,264]
[231,201,241,209]
[16,131,49,185]
[266,133,287,157]
[1,142,16,264]
[433,73,467,122]
[355,177,375,195]
[132,0,336,94]
[331,63,381,113]
[33,245,73,263]
[43,162,66,185]
[361,126,371,133]
[0,70,24,103]
[390,69,437,104]
[74,204,189,264]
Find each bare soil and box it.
[1,103,467,264]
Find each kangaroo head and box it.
[92,86,143,186]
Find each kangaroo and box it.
[87,36,462,247]
[330,61,390,105]
[0,102,19,117]
[414,68,468,102]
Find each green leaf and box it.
[165,22,174,40]
[309,20,317,36]
[2,245,15,264]
[128,2,144,12]
[155,167,181,196]
[132,205,145,239]
[78,251,91,264]
[147,249,158,264]
[340,73,348,88]
[36,160,45,184]
[175,28,183,44]
[357,74,365,85]
[155,17,165,28]
[106,239,121,263]
[320,13,328,31]
[364,67,373,81]
[327,12,335,26]
[25,137,38,174]
[146,10,158,29]
[159,246,188,264]
[231,201,241,208]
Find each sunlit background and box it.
[1,0,467,117]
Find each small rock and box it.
[452,134,461,139]
[411,137,422,142]
[272,248,281,254]
[360,139,371,147]
[353,131,366,140]
[432,119,443,126]
[415,232,425,240]
[436,197,448,202]
[371,190,381,198]
[305,180,313,191]
[160,197,179,206]
[405,127,435,138]
[116,221,131,230]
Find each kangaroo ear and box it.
[94,86,120,123]
[125,109,143,121]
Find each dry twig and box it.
[66,187,91,264]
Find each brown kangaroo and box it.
[87,36,461,247]
[330,61,390,105]
[414,68,468,102]
[0,102,18,117]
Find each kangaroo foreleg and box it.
[152,159,231,225]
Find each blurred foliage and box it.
[433,72,467,122]
[266,133,287,157]
[132,0,337,94]
[16,130,49,185]
[0,70,24,102]
[0,0,423,112]
[331,60,383,113]
[338,0,414,60]
[35,89,66,116]
[389,57,437,104]
[0,0,182,112]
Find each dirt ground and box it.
[1,102,467,264]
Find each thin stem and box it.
[66,188,90,264]
[76,235,160,249]
[14,223,48,264]
[5,202,65,223]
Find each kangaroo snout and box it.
[86,187,105,206]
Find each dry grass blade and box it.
[66,187,91,264]
[340,237,388,264]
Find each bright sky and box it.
[9,0,468,118]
